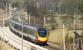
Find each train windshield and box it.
[38,28,47,37]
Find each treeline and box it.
[2,0,83,29]
[1,0,81,15]
[0,0,83,14]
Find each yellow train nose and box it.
[38,37,48,42]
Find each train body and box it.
[9,19,48,44]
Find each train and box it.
[9,19,48,44]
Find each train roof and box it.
[11,20,38,30]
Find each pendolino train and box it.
[9,19,48,44]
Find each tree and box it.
[79,0,83,13]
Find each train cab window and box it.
[38,28,47,37]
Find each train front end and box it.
[37,28,48,44]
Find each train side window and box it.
[18,25,22,31]
[29,29,35,37]
[14,24,19,30]
[28,28,31,34]
[26,28,30,35]
[27,28,29,34]
[22,27,29,35]
[12,23,15,27]
[11,22,15,27]
[23,27,27,33]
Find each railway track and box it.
[44,45,58,50]
[9,26,61,50]
[44,42,60,50]
[0,27,49,50]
